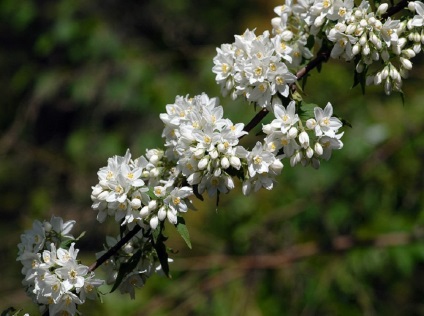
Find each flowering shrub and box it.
[10,0,423,315]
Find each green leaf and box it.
[298,101,318,120]
[175,216,192,249]
[152,233,171,278]
[110,249,143,293]
[1,307,22,316]
[59,238,77,249]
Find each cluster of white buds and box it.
[90,149,194,230]
[16,216,103,316]
[263,101,343,170]
[161,93,248,196]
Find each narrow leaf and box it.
[152,233,170,278]
[175,216,192,249]
[110,249,143,293]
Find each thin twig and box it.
[88,224,142,272]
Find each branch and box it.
[173,228,424,271]
[88,224,142,272]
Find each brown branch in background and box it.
[173,229,424,271]
[88,224,142,272]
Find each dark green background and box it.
[1,0,424,315]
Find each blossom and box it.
[313,102,343,137]
[247,142,275,177]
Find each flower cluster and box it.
[263,101,343,170]
[161,93,249,196]
[17,216,103,316]
[96,231,170,299]
[213,29,298,110]
[273,0,423,95]
[91,149,194,230]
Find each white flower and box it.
[247,142,275,177]
[55,260,89,290]
[270,100,299,133]
[55,243,79,267]
[78,274,104,301]
[313,102,343,137]
[49,291,83,316]
[164,187,193,214]
[319,133,344,160]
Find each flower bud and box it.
[217,143,226,152]
[314,142,324,156]
[306,146,314,159]
[408,1,416,12]
[149,154,159,165]
[281,30,294,41]
[214,168,222,177]
[356,61,364,73]
[400,57,412,70]
[140,206,150,217]
[148,200,158,210]
[158,207,167,221]
[270,159,283,174]
[167,210,178,224]
[346,24,357,34]
[44,222,52,232]
[210,149,219,159]
[98,190,110,200]
[362,44,370,55]
[299,131,310,148]
[306,118,317,130]
[230,156,241,169]
[314,15,325,27]
[359,33,367,46]
[130,198,141,210]
[371,51,380,61]
[242,180,252,196]
[381,66,389,79]
[198,156,209,170]
[221,156,230,169]
[271,17,282,29]
[381,49,390,61]
[377,3,388,15]
[123,243,134,254]
[352,43,361,55]
[288,126,298,139]
[262,124,273,134]
[373,72,382,85]
[290,151,302,167]
[384,78,392,95]
[225,78,234,91]
[150,216,159,230]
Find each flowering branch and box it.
[13,0,424,314]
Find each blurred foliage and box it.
[1,0,424,315]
